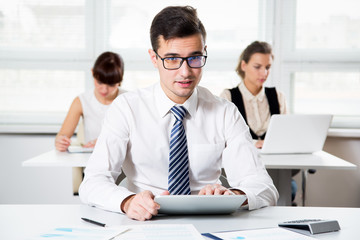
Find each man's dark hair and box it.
[150,6,206,51]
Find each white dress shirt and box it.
[79,83,278,213]
[220,81,287,137]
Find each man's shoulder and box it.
[115,84,155,103]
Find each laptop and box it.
[261,114,332,154]
[154,195,246,215]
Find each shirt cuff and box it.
[108,187,136,213]
[229,187,255,210]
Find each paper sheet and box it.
[29,224,203,240]
[28,227,124,240]
[116,224,204,240]
[203,227,316,240]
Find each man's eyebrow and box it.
[190,51,204,55]
[163,53,181,57]
[163,51,204,57]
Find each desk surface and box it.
[0,204,357,239]
[22,149,89,167]
[23,150,356,170]
[260,150,356,170]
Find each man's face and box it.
[149,34,206,104]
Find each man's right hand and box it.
[121,190,160,221]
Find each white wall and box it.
[0,134,80,204]
[0,133,359,207]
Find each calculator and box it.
[278,219,340,234]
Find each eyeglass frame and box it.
[153,49,208,70]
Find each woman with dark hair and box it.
[220,41,287,149]
[55,51,126,151]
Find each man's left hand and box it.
[198,184,234,195]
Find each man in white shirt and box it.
[79,5,278,221]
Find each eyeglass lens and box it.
[164,56,206,69]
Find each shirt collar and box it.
[238,81,265,102]
[155,82,197,119]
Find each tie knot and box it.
[170,106,187,121]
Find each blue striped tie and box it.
[168,106,191,195]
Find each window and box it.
[1,0,359,130]
[107,0,262,96]
[291,72,360,116]
[0,0,92,126]
[295,0,360,50]
[0,0,263,128]
[0,0,86,51]
[278,0,360,128]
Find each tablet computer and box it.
[154,195,246,215]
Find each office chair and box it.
[301,169,317,206]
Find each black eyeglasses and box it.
[154,50,207,70]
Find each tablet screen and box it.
[154,195,246,215]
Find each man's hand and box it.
[229,188,248,206]
[198,184,248,206]
[198,184,234,195]
[121,190,160,221]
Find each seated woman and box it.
[220,41,287,148]
[220,41,298,204]
[55,51,126,151]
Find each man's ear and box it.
[148,49,158,68]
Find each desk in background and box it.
[22,150,89,194]
[23,150,356,205]
[22,150,89,167]
[260,151,356,206]
[0,204,357,239]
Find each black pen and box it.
[81,217,106,227]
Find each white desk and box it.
[22,150,356,205]
[22,150,89,167]
[259,151,357,206]
[22,150,90,194]
[260,151,356,170]
[0,204,357,239]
